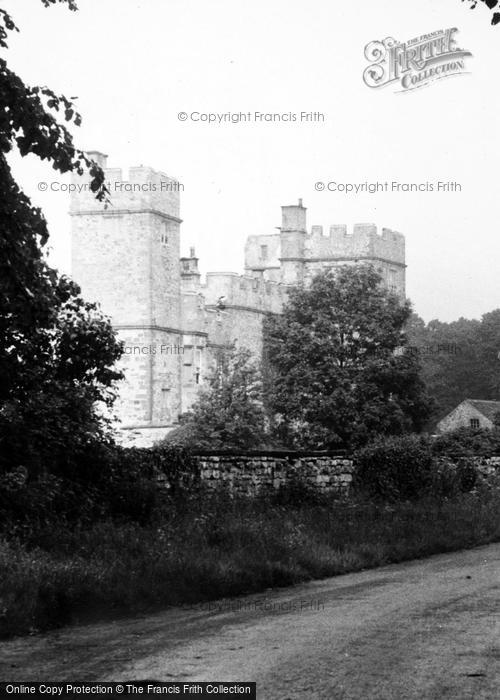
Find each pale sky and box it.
[3,0,499,322]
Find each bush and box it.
[430,457,478,498]
[0,443,199,532]
[432,426,500,455]
[353,434,435,501]
[94,444,200,523]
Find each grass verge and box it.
[1,490,500,638]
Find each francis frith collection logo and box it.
[363,28,472,92]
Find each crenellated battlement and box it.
[244,203,406,296]
[246,223,404,265]
[70,154,407,444]
[202,271,287,314]
[305,223,405,263]
[69,152,181,221]
[309,222,403,240]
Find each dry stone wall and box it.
[187,452,500,498]
[443,454,500,476]
[192,452,354,496]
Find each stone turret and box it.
[279,199,307,285]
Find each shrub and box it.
[94,444,200,523]
[430,457,478,498]
[353,434,435,501]
[456,459,478,492]
[0,443,199,532]
[432,426,500,455]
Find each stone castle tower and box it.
[245,199,406,295]
[70,151,184,434]
[70,154,405,445]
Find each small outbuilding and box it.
[437,399,500,433]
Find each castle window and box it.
[470,418,480,429]
[195,349,202,384]
[260,245,268,261]
[389,268,397,291]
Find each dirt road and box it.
[1,544,500,698]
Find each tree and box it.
[0,1,122,477]
[164,348,268,450]
[406,310,500,427]
[263,266,433,449]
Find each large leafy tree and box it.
[406,309,500,426]
[164,348,268,450]
[0,1,122,476]
[264,266,433,449]
[477,309,500,396]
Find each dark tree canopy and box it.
[264,266,433,449]
[0,0,122,476]
[406,310,500,427]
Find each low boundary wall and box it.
[191,451,354,496]
[187,452,500,497]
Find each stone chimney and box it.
[281,199,307,232]
[180,247,201,291]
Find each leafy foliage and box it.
[163,347,268,450]
[264,266,433,449]
[461,0,500,27]
[353,435,435,501]
[0,4,106,200]
[0,278,124,477]
[0,444,199,531]
[432,426,500,455]
[0,0,120,477]
[406,310,500,427]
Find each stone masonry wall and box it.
[193,452,355,496]
[183,452,500,498]
[448,454,500,477]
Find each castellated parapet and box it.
[245,201,406,299]
[70,155,406,446]
[70,151,182,329]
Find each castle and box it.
[70,153,406,445]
